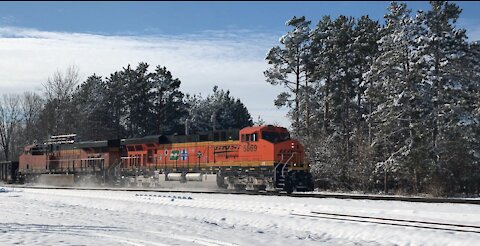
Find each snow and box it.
[1,187,479,245]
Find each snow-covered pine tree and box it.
[324,15,357,185]
[365,1,429,193]
[310,15,334,133]
[352,15,381,135]
[418,1,477,194]
[309,15,380,190]
[349,16,382,190]
[186,86,252,133]
[264,16,312,135]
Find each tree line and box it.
[265,1,480,196]
[0,63,253,162]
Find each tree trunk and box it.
[384,168,388,194]
[295,65,300,131]
[305,71,310,136]
[324,76,330,133]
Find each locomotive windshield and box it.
[261,131,290,143]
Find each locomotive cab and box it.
[238,125,313,192]
[240,125,305,168]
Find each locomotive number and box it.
[243,144,257,152]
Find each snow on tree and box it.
[264,16,312,134]
[415,1,480,194]
[364,1,432,193]
[186,86,252,133]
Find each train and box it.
[1,125,314,193]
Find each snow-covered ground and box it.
[1,187,479,245]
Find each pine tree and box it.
[365,2,432,193]
[352,15,381,136]
[348,16,382,190]
[310,15,334,133]
[320,16,357,185]
[72,74,113,140]
[418,1,476,194]
[265,16,312,133]
[150,65,186,135]
[186,86,252,133]
[105,71,128,139]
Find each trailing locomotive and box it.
[9,125,314,193]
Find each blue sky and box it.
[0,1,479,127]
[1,1,480,37]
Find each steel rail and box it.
[4,185,480,205]
[291,212,480,234]
[310,211,480,230]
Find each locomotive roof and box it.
[49,139,121,150]
[242,125,287,131]
[72,139,121,149]
[122,128,240,146]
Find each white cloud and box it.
[0,26,289,126]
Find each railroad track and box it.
[4,184,480,205]
[291,211,480,234]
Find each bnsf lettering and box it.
[214,145,239,152]
[243,145,257,152]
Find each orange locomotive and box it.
[18,134,122,184]
[121,125,313,192]
[16,125,314,192]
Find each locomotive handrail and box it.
[273,153,286,183]
[281,152,295,177]
[106,159,123,178]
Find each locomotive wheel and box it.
[216,173,227,189]
[235,184,246,191]
[306,173,315,191]
[284,177,294,194]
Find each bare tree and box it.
[41,65,80,135]
[43,65,80,101]
[21,92,44,143]
[0,94,21,161]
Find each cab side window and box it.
[242,133,258,142]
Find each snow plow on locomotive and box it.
[13,125,314,193]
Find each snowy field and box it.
[1,187,479,245]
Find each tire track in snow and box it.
[94,233,169,246]
[146,231,239,246]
